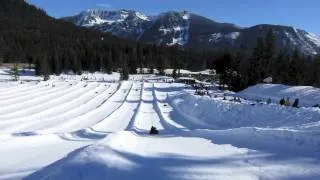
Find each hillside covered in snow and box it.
[63,9,320,55]
[1,70,320,179]
[237,84,320,107]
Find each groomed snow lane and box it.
[130,82,164,132]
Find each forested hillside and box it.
[214,30,320,91]
[0,0,213,76]
[64,9,320,56]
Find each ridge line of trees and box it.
[214,30,320,91]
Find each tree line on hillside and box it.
[213,30,320,91]
[0,0,319,91]
[0,0,216,77]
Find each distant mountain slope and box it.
[63,9,320,55]
[0,0,190,75]
[62,9,153,41]
[238,25,320,55]
[0,0,122,64]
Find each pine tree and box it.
[214,52,232,87]
[312,55,320,87]
[104,48,113,74]
[149,66,154,74]
[35,57,41,76]
[288,48,301,85]
[264,30,276,74]
[41,56,50,80]
[137,43,144,74]
[70,49,81,74]
[121,60,129,81]
[157,55,165,76]
[272,50,289,83]
[11,64,19,81]
[248,37,264,85]
[128,47,137,74]
[172,68,177,79]
[27,55,33,70]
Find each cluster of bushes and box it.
[279,98,299,108]
[267,98,272,104]
[312,104,320,108]
[233,97,242,103]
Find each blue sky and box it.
[28,0,320,34]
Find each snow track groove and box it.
[0,82,100,120]
[58,82,144,142]
[12,83,120,133]
[39,82,133,133]
[0,83,114,133]
[0,84,47,101]
[0,82,65,106]
[1,80,320,180]
[0,82,41,97]
[92,82,143,133]
[153,83,186,130]
[130,83,164,132]
[0,83,29,94]
[0,81,61,100]
[0,82,81,116]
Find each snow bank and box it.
[50,72,120,82]
[171,93,320,130]
[169,92,320,156]
[24,131,251,180]
[237,84,320,107]
[24,144,138,180]
[164,69,215,76]
[24,131,320,180]
[0,68,42,81]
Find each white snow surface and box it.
[292,28,319,55]
[77,9,150,27]
[167,37,185,46]
[164,69,215,76]
[209,32,240,43]
[237,83,320,107]
[164,12,190,46]
[182,13,190,20]
[209,33,223,43]
[225,32,240,40]
[0,74,320,180]
[135,12,150,21]
[305,32,320,47]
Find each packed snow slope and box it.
[0,73,320,180]
[237,83,320,107]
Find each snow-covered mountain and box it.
[63,9,320,55]
[74,9,151,27]
[139,11,192,46]
[62,9,153,40]
[239,24,320,55]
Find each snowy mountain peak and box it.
[75,9,150,27]
[135,12,150,21]
[282,27,320,55]
[305,32,320,48]
[63,10,320,55]
[150,11,192,46]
